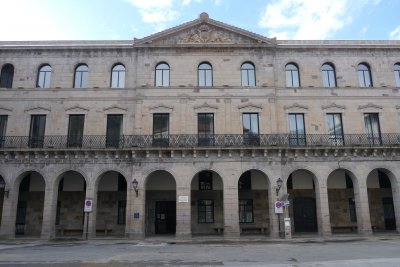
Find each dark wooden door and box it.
[155,201,176,234]
[382,197,396,230]
[293,197,318,232]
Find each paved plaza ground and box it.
[0,235,399,266]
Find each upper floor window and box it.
[321,63,336,87]
[0,64,14,88]
[241,62,256,86]
[358,63,372,87]
[285,63,300,87]
[198,62,212,87]
[74,64,88,88]
[394,63,400,87]
[111,64,125,88]
[36,65,52,88]
[155,62,170,87]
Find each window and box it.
[241,62,255,86]
[106,114,123,148]
[198,113,214,146]
[74,64,88,88]
[239,200,254,223]
[285,63,300,87]
[364,113,381,145]
[153,113,169,146]
[394,63,400,87]
[242,113,259,145]
[67,115,85,147]
[199,171,212,190]
[118,200,126,225]
[198,62,212,87]
[327,113,344,145]
[0,64,14,88]
[198,200,214,223]
[238,171,251,190]
[36,65,52,88]
[289,113,306,145]
[155,63,170,87]
[322,63,336,87]
[348,198,357,222]
[111,64,125,88]
[358,63,372,87]
[29,115,46,148]
[0,115,7,148]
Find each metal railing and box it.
[0,134,399,149]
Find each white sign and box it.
[283,200,290,207]
[274,201,283,214]
[178,196,189,203]
[84,199,93,212]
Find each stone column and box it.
[315,182,332,236]
[392,182,400,234]
[176,185,191,239]
[126,178,145,239]
[0,186,18,238]
[269,186,280,238]
[41,184,58,239]
[84,187,97,239]
[354,182,372,235]
[223,186,240,238]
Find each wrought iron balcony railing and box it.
[0,134,399,149]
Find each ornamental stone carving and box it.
[177,24,232,44]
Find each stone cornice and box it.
[284,103,309,110]
[358,103,383,110]
[24,106,51,113]
[194,102,218,110]
[321,103,346,110]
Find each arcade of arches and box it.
[0,166,398,239]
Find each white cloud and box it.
[390,26,400,40]
[214,0,222,5]
[258,0,381,40]
[183,0,202,5]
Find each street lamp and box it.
[276,177,283,197]
[132,178,139,197]
[0,179,9,198]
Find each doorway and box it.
[155,201,176,234]
[293,197,317,232]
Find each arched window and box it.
[74,64,88,88]
[241,62,256,86]
[198,62,212,87]
[0,64,14,88]
[36,64,52,88]
[155,62,170,87]
[321,63,336,87]
[394,63,400,87]
[285,63,300,87]
[358,63,372,87]
[111,64,125,88]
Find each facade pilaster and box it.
[316,183,332,236]
[354,182,373,235]
[223,186,240,238]
[175,185,191,239]
[84,187,97,239]
[0,186,18,238]
[40,184,58,239]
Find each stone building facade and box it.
[0,13,399,239]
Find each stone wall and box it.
[96,191,127,236]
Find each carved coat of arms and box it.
[178,25,232,44]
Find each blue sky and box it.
[1,0,399,41]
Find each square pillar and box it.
[126,185,145,239]
[176,186,191,239]
[354,183,372,235]
[40,187,58,239]
[0,187,18,238]
[269,188,280,238]
[223,187,240,238]
[84,188,97,239]
[316,185,332,236]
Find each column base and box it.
[358,228,373,235]
[175,232,192,240]
[319,230,332,237]
[126,232,145,239]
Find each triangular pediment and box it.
[284,103,309,111]
[103,105,127,113]
[0,106,12,113]
[321,103,346,110]
[194,102,218,112]
[134,13,276,47]
[65,105,89,113]
[24,106,51,113]
[238,103,263,112]
[358,103,382,110]
[149,104,174,113]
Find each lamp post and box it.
[0,179,9,198]
[276,178,283,238]
[132,179,139,197]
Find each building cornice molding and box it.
[358,103,383,110]
[148,104,174,113]
[103,105,128,113]
[321,103,346,110]
[284,103,309,111]
[24,106,51,113]
[194,102,218,111]
[238,103,263,111]
[0,106,13,113]
[65,105,90,114]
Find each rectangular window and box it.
[29,115,46,148]
[348,198,357,222]
[199,171,212,190]
[67,114,85,148]
[242,113,259,145]
[153,113,169,147]
[289,113,306,146]
[364,113,381,145]
[327,113,344,145]
[198,200,214,223]
[198,113,214,146]
[0,115,7,147]
[106,114,123,148]
[239,199,254,223]
[118,200,127,225]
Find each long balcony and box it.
[0,134,399,150]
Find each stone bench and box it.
[332,225,357,233]
[240,226,268,234]
[213,227,224,234]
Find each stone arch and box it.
[94,168,129,189]
[53,168,89,190]
[13,169,47,189]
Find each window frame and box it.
[198,171,213,190]
[198,199,214,224]
[152,113,170,147]
[106,114,123,148]
[239,199,254,223]
[241,62,256,87]
[364,113,382,145]
[326,113,344,145]
[394,63,400,87]
[29,114,46,148]
[67,114,85,148]
[111,64,126,88]
[198,62,213,87]
[358,63,373,87]
[36,64,52,88]
[0,64,14,89]
[289,113,306,146]
[285,63,300,87]
[155,62,170,87]
[0,115,8,148]
[321,63,336,87]
[74,64,89,88]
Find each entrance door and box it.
[293,197,317,232]
[15,201,27,235]
[155,201,176,234]
[382,197,396,230]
